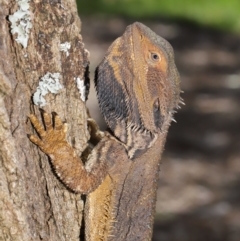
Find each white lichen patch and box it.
[33,72,63,107]
[75,77,86,102]
[60,42,71,57]
[9,0,32,48]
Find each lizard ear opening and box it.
[153,98,164,129]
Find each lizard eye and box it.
[150,53,161,62]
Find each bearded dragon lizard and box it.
[28,22,181,241]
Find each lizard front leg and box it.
[28,111,108,194]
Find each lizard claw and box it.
[41,109,53,131]
[52,112,63,131]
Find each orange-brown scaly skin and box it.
[28,22,181,241]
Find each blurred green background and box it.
[77,0,240,33]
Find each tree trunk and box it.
[0,0,89,240]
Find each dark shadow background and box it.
[77,1,240,240]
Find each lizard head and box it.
[95,22,181,159]
[130,22,181,130]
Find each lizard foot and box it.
[28,111,68,155]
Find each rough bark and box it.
[0,0,89,240]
